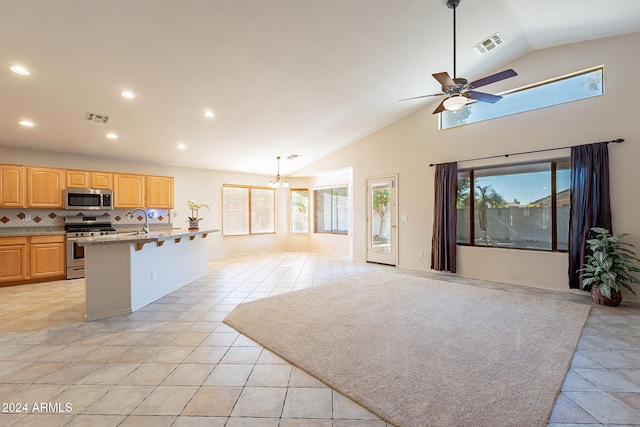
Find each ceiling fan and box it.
[400,0,517,114]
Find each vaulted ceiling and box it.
[2,0,640,176]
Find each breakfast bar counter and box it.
[77,228,219,320]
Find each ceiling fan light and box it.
[443,95,468,111]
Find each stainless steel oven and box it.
[64,216,116,279]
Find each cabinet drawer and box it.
[30,235,65,244]
[0,236,28,246]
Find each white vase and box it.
[188,220,199,230]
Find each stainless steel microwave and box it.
[63,188,113,210]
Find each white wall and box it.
[296,32,640,303]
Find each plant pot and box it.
[590,284,622,307]
[188,220,199,230]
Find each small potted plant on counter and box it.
[187,200,209,230]
[579,227,640,306]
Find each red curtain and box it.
[431,162,458,273]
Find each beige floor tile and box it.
[169,332,209,347]
[289,367,327,388]
[78,346,129,362]
[281,387,332,419]
[9,414,75,427]
[4,384,69,404]
[132,385,198,415]
[83,385,155,415]
[147,346,194,363]
[160,363,214,386]
[201,332,238,346]
[120,363,178,386]
[78,363,141,385]
[118,415,176,426]
[279,420,333,427]
[111,345,161,362]
[53,384,111,413]
[181,386,242,416]
[171,416,227,426]
[63,414,126,427]
[333,391,380,420]
[231,387,287,417]
[182,346,227,364]
[203,364,253,387]
[219,346,262,364]
[225,417,280,426]
[246,364,292,387]
[2,362,67,383]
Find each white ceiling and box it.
[2,0,640,176]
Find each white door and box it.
[367,176,397,265]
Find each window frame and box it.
[457,159,569,252]
[290,188,309,234]
[313,185,349,235]
[222,184,276,236]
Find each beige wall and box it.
[297,32,640,302]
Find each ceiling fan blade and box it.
[398,93,443,102]
[466,91,502,104]
[468,69,517,89]
[432,72,456,89]
[432,99,447,114]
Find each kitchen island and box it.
[77,228,218,320]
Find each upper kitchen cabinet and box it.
[146,175,174,208]
[66,170,90,188]
[27,167,65,208]
[0,164,26,207]
[90,172,113,190]
[113,174,145,208]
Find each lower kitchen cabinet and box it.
[0,235,65,285]
[0,237,28,282]
[30,235,65,279]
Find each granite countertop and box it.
[76,228,220,246]
[0,227,66,237]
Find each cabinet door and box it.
[90,172,113,190]
[146,176,174,208]
[66,170,90,188]
[0,165,26,207]
[0,237,28,282]
[30,235,65,279]
[114,174,145,208]
[27,167,65,207]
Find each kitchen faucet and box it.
[128,208,150,234]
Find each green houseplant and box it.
[579,227,640,306]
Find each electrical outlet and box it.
[151,271,157,281]
[418,251,424,258]
[26,214,32,221]
[172,211,177,218]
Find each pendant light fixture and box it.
[268,156,289,188]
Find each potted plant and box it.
[579,227,640,306]
[187,200,209,230]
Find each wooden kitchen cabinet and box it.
[90,172,113,190]
[146,175,174,208]
[66,170,90,188]
[114,173,145,208]
[27,167,65,207]
[0,164,26,207]
[0,237,29,283]
[30,235,65,279]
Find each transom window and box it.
[441,66,604,129]
[222,185,275,236]
[457,160,570,251]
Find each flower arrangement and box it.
[187,200,209,221]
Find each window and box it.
[314,186,348,234]
[222,185,275,236]
[441,66,604,129]
[457,160,570,251]
[290,189,309,233]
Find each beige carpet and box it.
[223,271,590,427]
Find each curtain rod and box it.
[428,138,625,167]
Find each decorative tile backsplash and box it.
[0,208,172,229]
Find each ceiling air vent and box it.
[474,33,504,55]
[287,154,302,160]
[85,112,110,123]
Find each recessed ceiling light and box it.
[203,110,214,118]
[121,90,135,99]
[106,132,118,139]
[10,65,30,75]
[177,143,187,150]
[19,120,34,127]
